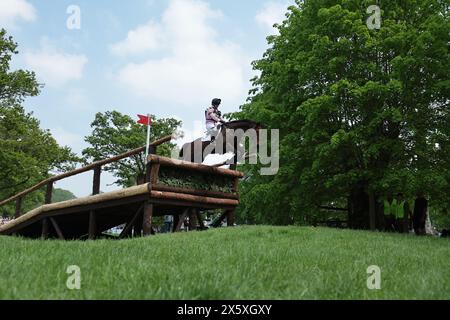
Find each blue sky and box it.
[1,0,292,196]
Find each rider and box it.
[205,98,225,141]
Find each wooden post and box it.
[211,211,227,228]
[88,211,96,240]
[14,197,22,218]
[41,218,49,239]
[119,204,144,239]
[45,182,53,204]
[145,146,158,183]
[142,202,154,236]
[50,218,65,240]
[227,209,236,227]
[93,165,101,195]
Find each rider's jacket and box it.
[205,107,223,126]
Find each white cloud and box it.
[65,88,91,110]
[50,127,84,152]
[256,2,288,33]
[24,42,88,87]
[111,21,164,56]
[114,0,249,108]
[0,0,36,28]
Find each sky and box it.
[1,0,293,197]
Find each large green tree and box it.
[0,30,78,216]
[0,29,40,106]
[83,111,181,188]
[235,0,449,228]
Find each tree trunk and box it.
[368,190,376,231]
[348,181,370,229]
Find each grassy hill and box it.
[0,226,448,300]
[52,188,77,203]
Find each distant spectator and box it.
[383,194,395,232]
[163,215,173,233]
[394,193,411,233]
[413,193,428,236]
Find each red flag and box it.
[137,114,151,126]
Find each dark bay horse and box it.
[179,120,262,167]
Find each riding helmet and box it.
[212,98,222,107]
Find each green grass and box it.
[0,226,449,300]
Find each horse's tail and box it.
[179,147,184,158]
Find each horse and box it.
[179,120,263,168]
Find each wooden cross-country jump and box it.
[0,135,242,240]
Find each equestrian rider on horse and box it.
[205,98,226,141]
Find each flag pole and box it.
[145,114,151,162]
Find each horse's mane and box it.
[224,119,262,128]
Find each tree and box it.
[82,111,182,187]
[0,106,79,216]
[52,188,77,203]
[0,29,40,106]
[0,30,78,217]
[235,0,449,228]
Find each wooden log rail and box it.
[146,155,243,196]
[0,135,174,218]
[142,155,243,234]
[147,155,244,178]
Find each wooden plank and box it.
[41,218,49,240]
[2,193,236,237]
[0,135,173,208]
[92,166,101,195]
[88,211,96,240]
[148,155,244,178]
[149,198,236,211]
[120,204,144,238]
[45,182,53,204]
[50,218,65,240]
[14,197,22,218]
[142,202,154,236]
[152,184,239,200]
[36,194,150,221]
[150,190,239,206]
[1,208,44,235]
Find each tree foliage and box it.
[52,188,77,203]
[235,0,450,227]
[0,30,79,216]
[0,29,40,106]
[82,111,182,187]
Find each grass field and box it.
[0,226,449,300]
